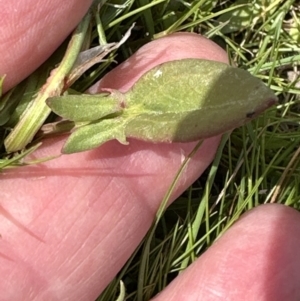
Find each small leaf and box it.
[62,118,128,153]
[47,93,124,122]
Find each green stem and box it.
[5,10,91,153]
[137,140,203,301]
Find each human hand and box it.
[1,1,300,300]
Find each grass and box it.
[0,0,300,300]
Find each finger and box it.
[0,0,93,93]
[0,33,228,300]
[152,204,300,301]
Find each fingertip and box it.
[153,204,300,301]
[0,0,93,92]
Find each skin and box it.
[1,1,300,300]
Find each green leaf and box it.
[47,92,124,122]
[50,58,277,154]
[62,118,128,153]
[123,59,277,142]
